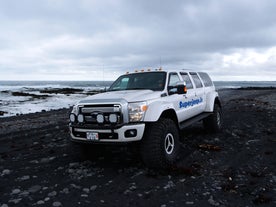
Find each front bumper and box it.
[69,123,145,143]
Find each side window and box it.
[198,72,213,87]
[180,73,194,89]
[168,73,180,87]
[190,73,203,88]
[168,73,180,94]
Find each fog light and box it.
[77,114,84,123]
[124,129,137,138]
[109,114,117,123]
[96,114,104,123]
[70,113,76,122]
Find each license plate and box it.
[86,132,99,141]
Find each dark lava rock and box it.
[12,92,50,99]
[39,88,84,94]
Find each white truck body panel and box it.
[69,70,221,143]
[79,90,162,103]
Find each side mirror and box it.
[168,81,187,95]
[176,81,187,94]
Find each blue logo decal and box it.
[179,97,203,108]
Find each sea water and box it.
[0,81,113,117]
[214,81,276,89]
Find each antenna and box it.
[159,56,162,68]
[102,65,105,92]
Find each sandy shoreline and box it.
[0,88,275,206]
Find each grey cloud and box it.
[0,0,276,80]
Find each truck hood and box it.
[79,90,162,104]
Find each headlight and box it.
[70,113,76,122]
[96,114,104,123]
[77,114,84,123]
[128,102,148,122]
[70,105,79,123]
[109,114,118,123]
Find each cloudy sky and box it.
[0,0,276,81]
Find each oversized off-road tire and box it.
[140,118,180,169]
[203,104,222,133]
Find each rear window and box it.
[190,72,203,88]
[198,72,213,87]
[180,72,193,89]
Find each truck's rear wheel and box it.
[203,104,222,132]
[140,118,180,169]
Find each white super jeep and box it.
[69,69,222,168]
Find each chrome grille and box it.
[79,104,122,125]
[81,106,114,113]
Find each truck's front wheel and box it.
[140,118,180,169]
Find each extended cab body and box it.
[69,70,222,168]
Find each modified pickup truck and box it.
[69,69,222,168]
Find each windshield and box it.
[109,72,166,91]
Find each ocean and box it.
[214,81,276,89]
[1,80,275,117]
[0,80,113,91]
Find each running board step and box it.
[179,112,212,130]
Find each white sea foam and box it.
[0,81,112,117]
[0,92,89,117]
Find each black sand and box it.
[0,88,275,206]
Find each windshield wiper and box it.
[109,88,153,91]
[108,89,121,91]
[126,88,152,90]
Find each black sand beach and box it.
[0,88,275,206]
